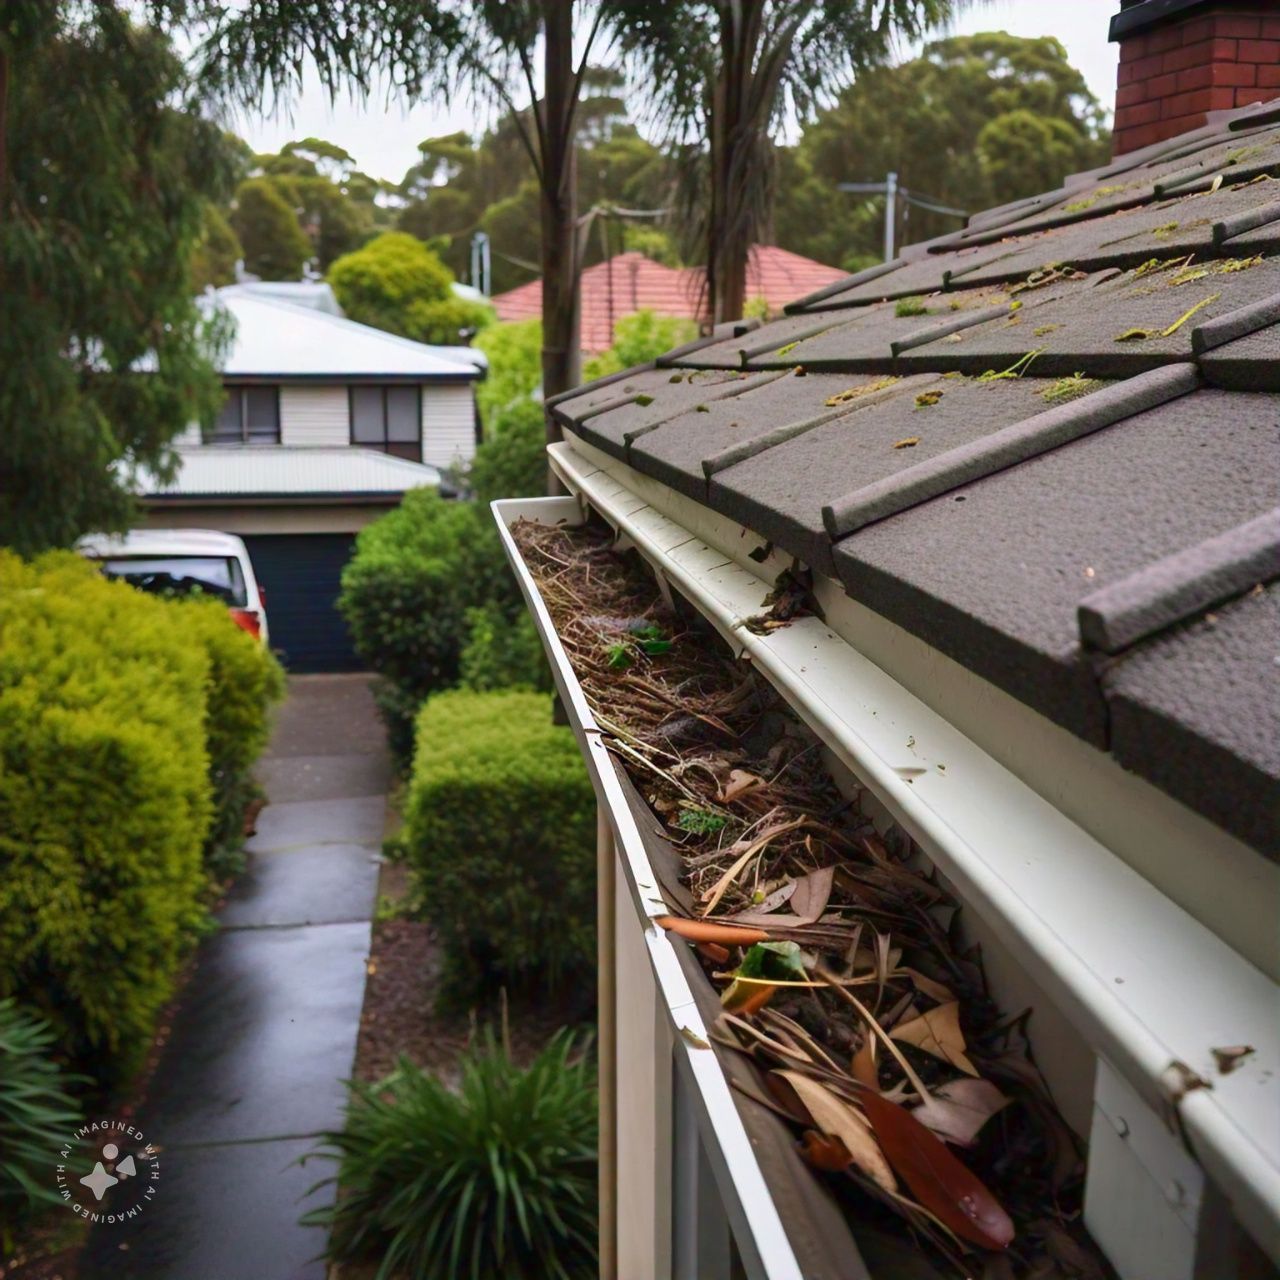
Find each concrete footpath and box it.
[82,675,388,1280]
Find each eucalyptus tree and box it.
[617,0,967,324]
[201,0,622,454]
[0,3,237,552]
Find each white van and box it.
[78,529,270,645]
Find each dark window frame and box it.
[348,384,423,462]
[207,384,281,445]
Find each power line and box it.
[837,173,968,260]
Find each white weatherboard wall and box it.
[280,385,348,446]
[422,383,475,469]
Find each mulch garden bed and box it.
[513,513,1113,1280]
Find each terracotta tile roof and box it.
[552,99,1280,858]
[491,246,846,353]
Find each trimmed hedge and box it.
[0,552,280,1080]
[338,490,519,761]
[402,691,594,1000]
[459,602,550,695]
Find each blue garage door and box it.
[241,534,361,673]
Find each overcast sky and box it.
[231,0,1122,184]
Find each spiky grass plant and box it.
[305,1029,597,1280]
[0,1000,84,1235]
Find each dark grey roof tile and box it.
[1079,509,1280,653]
[1198,319,1280,391]
[897,256,1280,379]
[830,390,1280,745]
[750,286,1018,373]
[554,366,762,460]
[622,370,899,503]
[700,375,1075,575]
[1104,585,1280,856]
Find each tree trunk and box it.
[707,2,761,326]
[540,0,580,493]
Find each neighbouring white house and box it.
[138,285,486,671]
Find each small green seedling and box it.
[676,809,729,835]
[895,296,929,318]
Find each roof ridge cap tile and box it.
[1213,198,1280,249]
[1079,509,1280,654]
[1191,292,1280,355]
[890,303,1010,356]
[821,363,1201,541]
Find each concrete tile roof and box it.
[552,100,1280,857]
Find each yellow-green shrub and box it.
[0,552,279,1081]
[402,691,594,1001]
[177,597,284,878]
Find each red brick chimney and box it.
[1111,0,1280,155]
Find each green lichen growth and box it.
[1152,222,1179,240]
[977,349,1043,382]
[895,296,930,318]
[914,390,943,408]
[823,376,900,406]
[695,403,710,412]
[776,341,798,357]
[668,373,685,383]
[1042,374,1103,404]
[634,393,654,406]
[1063,183,1125,214]
[1226,144,1265,166]
[1033,323,1061,336]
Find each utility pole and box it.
[469,231,491,296]
[837,173,968,262]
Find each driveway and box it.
[81,675,388,1280]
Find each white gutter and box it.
[540,439,1280,1267]
[493,495,808,1280]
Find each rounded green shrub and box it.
[338,491,520,761]
[403,690,594,998]
[0,999,84,1238]
[459,601,550,694]
[306,1031,597,1280]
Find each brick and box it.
[1116,81,1149,108]
[1161,87,1236,118]
[1236,85,1280,106]
[1119,33,1150,62]
[1209,15,1261,40]
[1147,70,1180,98]
[1259,64,1280,87]
[1114,121,1174,156]
[1178,16,1216,45]
[1238,38,1280,61]
[1181,62,1258,90]
[1128,52,1166,81]
[1146,24,1185,54]
[1163,38,1236,71]
[1262,18,1280,39]
[1117,100,1164,129]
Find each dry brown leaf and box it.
[913,1078,1010,1147]
[893,436,920,448]
[719,768,765,802]
[1211,1044,1255,1075]
[772,1069,897,1193]
[788,866,835,924]
[901,966,956,1004]
[800,1129,853,1172]
[891,1001,979,1076]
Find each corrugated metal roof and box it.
[144,446,441,498]
[551,99,1280,858]
[205,289,483,379]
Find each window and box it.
[350,385,421,461]
[208,386,280,445]
[97,556,248,606]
